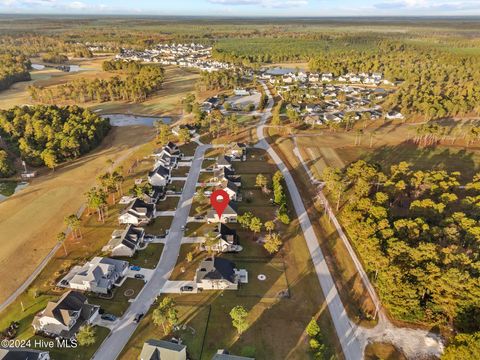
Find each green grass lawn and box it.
[184,222,216,237]
[180,142,198,157]
[117,243,164,269]
[144,217,173,236]
[201,159,215,169]
[30,326,110,360]
[88,278,145,317]
[156,196,179,211]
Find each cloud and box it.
[208,0,308,8]
[374,0,480,11]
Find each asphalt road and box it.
[256,82,364,360]
[92,143,209,360]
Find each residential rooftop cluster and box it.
[115,42,234,72]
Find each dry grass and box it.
[0,125,154,304]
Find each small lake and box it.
[31,63,82,72]
[103,114,172,127]
[0,181,29,202]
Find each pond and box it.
[0,181,29,202]
[103,114,172,127]
[31,64,82,72]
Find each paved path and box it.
[256,82,364,360]
[92,143,210,360]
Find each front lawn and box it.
[30,326,110,360]
[88,278,145,317]
[144,217,173,236]
[170,244,206,281]
[156,196,179,211]
[118,243,164,269]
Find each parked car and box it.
[180,285,194,292]
[194,215,204,220]
[133,313,144,323]
[130,265,141,271]
[101,314,116,321]
[134,274,145,280]
[181,225,185,231]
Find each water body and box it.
[104,114,172,127]
[31,64,82,72]
[0,181,29,202]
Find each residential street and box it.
[91,143,210,360]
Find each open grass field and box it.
[118,243,164,269]
[0,125,154,306]
[364,342,407,360]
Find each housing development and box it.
[0,6,479,360]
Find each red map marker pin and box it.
[210,189,230,218]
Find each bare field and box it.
[0,125,154,304]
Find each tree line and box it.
[28,62,165,104]
[0,53,31,91]
[0,105,110,168]
[322,160,480,357]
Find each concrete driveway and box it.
[161,280,197,294]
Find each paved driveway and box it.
[161,280,197,294]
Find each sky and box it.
[1,0,480,16]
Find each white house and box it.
[221,180,239,201]
[203,223,242,253]
[118,198,156,226]
[386,111,405,120]
[103,225,145,257]
[0,349,50,360]
[139,339,187,360]
[225,143,247,161]
[148,165,171,187]
[234,88,250,96]
[195,257,247,290]
[32,291,99,339]
[206,203,238,224]
[61,257,128,294]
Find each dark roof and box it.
[122,198,155,217]
[0,348,50,360]
[219,224,237,245]
[42,291,87,326]
[121,225,145,250]
[204,257,236,283]
[139,339,186,360]
[149,165,170,178]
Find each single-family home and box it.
[0,349,50,360]
[195,257,246,290]
[212,349,255,360]
[225,143,247,161]
[62,257,128,294]
[139,339,186,360]
[207,203,238,224]
[203,223,241,253]
[143,185,165,204]
[211,167,241,187]
[308,73,320,83]
[103,225,145,257]
[321,73,333,82]
[32,291,99,339]
[148,164,171,187]
[163,141,181,158]
[215,156,233,170]
[386,111,404,120]
[221,180,239,201]
[118,198,156,226]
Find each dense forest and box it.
[0,53,31,91]
[198,70,242,90]
[322,161,480,335]
[28,62,165,103]
[41,52,68,64]
[0,105,110,168]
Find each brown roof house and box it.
[206,202,238,224]
[32,291,99,339]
